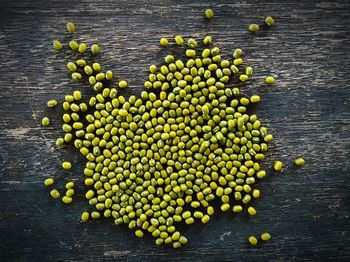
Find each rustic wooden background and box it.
[0,0,349,261]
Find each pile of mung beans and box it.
[42,10,305,248]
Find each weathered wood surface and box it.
[0,0,349,261]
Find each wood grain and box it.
[0,0,349,261]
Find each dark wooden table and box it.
[0,0,349,261]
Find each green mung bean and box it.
[78,43,87,53]
[274,161,283,171]
[135,230,144,238]
[248,24,260,33]
[91,44,100,54]
[204,8,214,19]
[66,189,75,197]
[44,178,54,186]
[41,117,50,126]
[250,95,260,103]
[188,38,198,48]
[247,207,256,216]
[66,181,74,189]
[233,205,243,213]
[53,40,63,51]
[50,189,60,199]
[84,65,93,75]
[264,16,275,26]
[245,66,253,76]
[233,48,242,58]
[186,49,196,57]
[92,63,101,72]
[265,76,275,84]
[73,90,82,101]
[81,211,89,222]
[72,72,82,80]
[175,35,184,45]
[203,36,212,45]
[261,232,271,241]
[62,161,72,169]
[294,157,305,166]
[56,137,64,148]
[160,38,169,47]
[119,80,128,89]
[106,70,113,80]
[239,74,249,82]
[62,196,73,204]
[47,100,58,108]
[66,22,75,33]
[69,40,79,50]
[248,236,258,245]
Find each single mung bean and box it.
[91,44,100,54]
[265,16,275,26]
[232,58,243,68]
[47,99,58,108]
[247,207,256,216]
[204,8,214,19]
[66,22,75,33]
[50,189,60,199]
[91,211,100,219]
[66,189,75,197]
[221,203,230,212]
[53,40,63,51]
[274,160,283,171]
[73,90,82,100]
[239,74,249,82]
[41,117,50,126]
[62,196,72,204]
[118,109,128,116]
[119,80,128,88]
[71,72,82,80]
[248,24,260,33]
[264,134,273,142]
[84,65,93,75]
[265,76,275,84]
[203,35,212,45]
[174,35,184,45]
[81,211,89,222]
[96,72,105,81]
[66,181,74,189]
[135,230,144,238]
[250,95,261,103]
[261,232,271,241]
[92,63,101,72]
[62,161,72,169]
[187,38,198,48]
[252,189,260,198]
[160,38,169,46]
[256,170,266,179]
[44,178,54,186]
[78,43,87,53]
[233,205,243,213]
[69,40,79,50]
[186,49,196,57]
[294,157,305,166]
[233,48,242,58]
[106,70,113,80]
[165,55,174,63]
[76,59,86,66]
[245,66,253,76]
[248,236,258,246]
[56,137,64,148]
[179,236,188,244]
[149,65,157,73]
